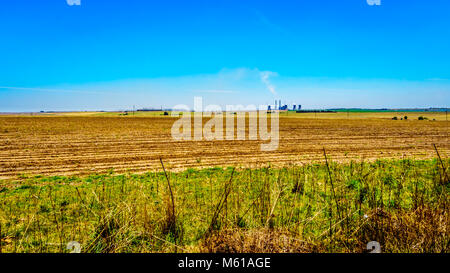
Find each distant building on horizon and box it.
[267,100,299,111]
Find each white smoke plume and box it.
[260,71,277,96]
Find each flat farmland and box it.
[0,112,449,253]
[0,113,448,179]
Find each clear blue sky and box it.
[1,0,449,111]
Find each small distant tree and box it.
[404,116,408,120]
[392,117,398,120]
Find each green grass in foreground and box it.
[0,159,448,253]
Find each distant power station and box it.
[268,100,301,111]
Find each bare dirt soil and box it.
[0,115,448,179]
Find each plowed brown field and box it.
[0,115,448,179]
